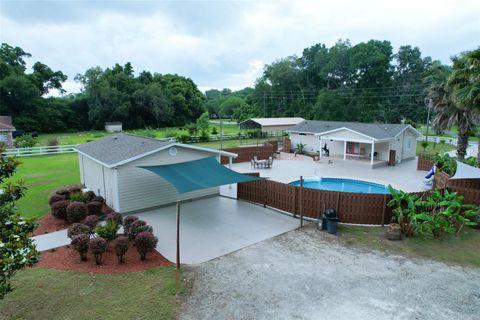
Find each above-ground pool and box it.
[290,178,389,194]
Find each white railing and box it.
[417,136,457,145]
[3,144,79,157]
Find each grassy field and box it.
[36,122,241,146]
[338,225,480,267]
[5,153,80,219]
[0,267,180,320]
[416,140,456,155]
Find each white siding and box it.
[289,133,319,152]
[81,155,115,203]
[117,146,219,213]
[320,129,373,143]
[391,128,417,163]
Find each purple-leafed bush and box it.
[115,236,129,263]
[67,223,90,239]
[128,220,147,240]
[89,237,107,265]
[106,212,123,226]
[67,185,82,194]
[71,234,89,261]
[66,201,88,223]
[51,200,70,220]
[123,215,139,237]
[135,232,158,261]
[87,201,103,216]
[48,194,65,206]
[93,195,105,203]
[55,188,70,198]
[83,215,99,230]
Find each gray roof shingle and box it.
[75,133,174,166]
[288,120,416,140]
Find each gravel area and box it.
[180,224,480,320]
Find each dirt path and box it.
[180,224,480,320]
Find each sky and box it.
[1,0,479,95]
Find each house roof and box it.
[288,120,422,141]
[240,117,305,129]
[105,122,122,126]
[74,133,237,168]
[450,161,480,180]
[0,116,15,131]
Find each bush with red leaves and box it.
[51,200,70,220]
[48,194,65,206]
[71,234,89,261]
[67,223,91,239]
[83,215,99,230]
[89,237,107,265]
[123,216,139,237]
[66,201,88,223]
[115,236,129,263]
[135,232,158,261]
[87,201,103,216]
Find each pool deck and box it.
[221,153,429,198]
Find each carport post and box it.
[175,200,180,293]
[300,176,304,228]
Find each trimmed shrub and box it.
[135,232,158,261]
[56,188,70,198]
[87,201,103,216]
[83,215,99,231]
[123,215,139,236]
[51,200,70,219]
[67,223,91,239]
[107,212,123,226]
[48,194,65,206]
[95,221,119,243]
[66,201,88,223]
[89,237,107,265]
[93,195,105,203]
[67,186,82,194]
[69,192,90,203]
[71,234,89,261]
[128,220,146,240]
[84,190,96,202]
[115,236,129,263]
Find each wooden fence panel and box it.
[417,153,434,171]
[264,180,296,213]
[220,143,276,164]
[449,179,480,205]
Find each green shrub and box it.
[84,191,96,202]
[83,215,99,231]
[434,153,457,175]
[47,137,59,146]
[69,192,90,203]
[51,200,70,220]
[66,201,88,223]
[71,234,89,261]
[87,201,103,216]
[135,232,158,261]
[421,141,429,151]
[14,135,37,148]
[89,237,107,265]
[211,127,218,134]
[123,216,139,236]
[48,194,65,206]
[387,186,419,237]
[67,223,91,239]
[296,143,306,154]
[199,131,209,142]
[177,134,191,144]
[115,236,129,263]
[95,221,119,243]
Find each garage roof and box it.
[288,120,422,140]
[74,133,237,168]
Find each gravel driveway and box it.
[180,224,480,320]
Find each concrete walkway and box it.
[32,229,69,252]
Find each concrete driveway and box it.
[136,196,299,264]
[180,224,480,320]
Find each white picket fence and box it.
[3,144,79,157]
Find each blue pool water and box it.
[289,178,389,194]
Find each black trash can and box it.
[326,217,339,235]
[320,208,336,232]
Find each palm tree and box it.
[448,49,480,166]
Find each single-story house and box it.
[74,133,237,213]
[0,116,15,148]
[105,122,123,133]
[287,120,423,166]
[240,117,305,133]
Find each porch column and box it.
[343,140,347,160]
[371,142,375,165]
[228,156,232,169]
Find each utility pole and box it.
[263,93,266,117]
[424,98,432,142]
[220,118,223,150]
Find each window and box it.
[407,138,412,150]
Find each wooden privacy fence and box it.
[238,179,393,225]
[417,153,434,171]
[220,142,277,164]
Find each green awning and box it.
[139,156,260,194]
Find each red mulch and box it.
[32,204,114,236]
[37,241,172,274]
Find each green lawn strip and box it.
[4,153,80,219]
[0,267,180,320]
[416,141,456,155]
[338,225,480,267]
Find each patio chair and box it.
[251,159,256,169]
[268,156,273,168]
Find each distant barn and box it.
[105,122,123,133]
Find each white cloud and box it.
[1,0,478,94]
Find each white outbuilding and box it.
[74,133,237,213]
[105,122,123,133]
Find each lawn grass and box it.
[416,140,456,156]
[4,153,80,219]
[338,224,480,267]
[0,267,180,320]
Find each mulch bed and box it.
[37,241,172,274]
[32,204,113,236]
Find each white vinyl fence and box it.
[3,144,79,157]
